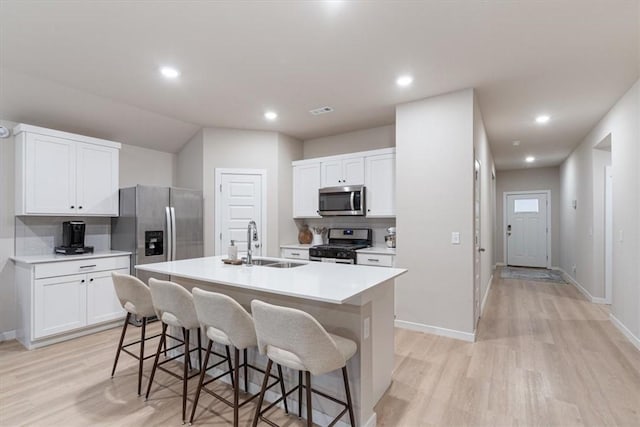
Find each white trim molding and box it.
[395,319,476,343]
[0,330,16,342]
[481,274,493,316]
[609,313,640,351]
[558,269,608,304]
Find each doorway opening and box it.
[594,134,612,303]
[504,191,550,268]
[214,169,267,257]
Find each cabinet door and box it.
[342,157,365,185]
[76,144,119,215]
[86,269,127,325]
[34,274,86,339]
[25,134,77,215]
[321,160,343,187]
[365,154,395,217]
[293,163,321,218]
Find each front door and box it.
[506,193,548,268]
[216,170,265,257]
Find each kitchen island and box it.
[136,256,407,427]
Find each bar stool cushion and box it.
[251,300,357,376]
[192,287,257,350]
[111,272,156,318]
[148,278,200,330]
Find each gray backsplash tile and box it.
[295,217,395,245]
[15,217,111,256]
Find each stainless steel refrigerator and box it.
[111,185,203,284]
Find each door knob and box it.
[479,248,486,252]
[254,243,260,248]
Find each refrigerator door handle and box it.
[170,206,177,261]
[165,206,173,261]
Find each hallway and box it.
[376,272,640,426]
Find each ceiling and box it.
[0,1,638,168]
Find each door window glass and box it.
[514,199,539,213]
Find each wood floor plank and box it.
[2,271,639,426]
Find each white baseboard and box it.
[558,269,608,305]
[363,412,377,427]
[395,319,475,342]
[609,313,640,351]
[481,274,493,316]
[0,330,16,342]
[495,262,506,267]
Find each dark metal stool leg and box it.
[182,328,190,423]
[277,364,289,414]
[225,345,235,388]
[233,348,240,427]
[111,312,131,377]
[183,328,192,371]
[243,348,249,393]
[189,339,213,425]
[342,366,356,426]
[252,359,273,427]
[305,371,312,427]
[197,329,203,371]
[298,370,303,418]
[145,322,167,400]
[137,316,147,395]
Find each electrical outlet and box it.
[451,232,461,245]
[364,317,370,339]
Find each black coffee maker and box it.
[55,221,94,255]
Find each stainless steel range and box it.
[309,228,372,264]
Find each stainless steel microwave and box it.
[318,185,366,216]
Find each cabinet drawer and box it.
[35,256,130,279]
[281,248,310,260]
[357,253,394,267]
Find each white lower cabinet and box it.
[356,253,395,267]
[281,248,310,260]
[16,255,129,349]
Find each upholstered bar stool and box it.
[189,288,289,427]
[110,272,161,396]
[251,300,357,427]
[145,278,210,423]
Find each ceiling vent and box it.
[309,106,334,116]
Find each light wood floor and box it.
[1,273,639,426]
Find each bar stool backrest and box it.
[111,272,156,318]
[251,299,345,376]
[148,278,199,329]
[192,287,257,350]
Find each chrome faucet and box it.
[246,220,258,266]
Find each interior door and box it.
[171,188,203,260]
[473,160,481,327]
[217,172,264,256]
[506,193,548,267]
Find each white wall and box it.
[395,88,476,337]
[495,167,561,266]
[303,125,394,159]
[278,133,304,247]
[176,129,204,190]
[560,79,639,341]
[0,119,177,338]
[473,96,496,311]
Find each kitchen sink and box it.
[266,262,305,269]
[248,259,280,266]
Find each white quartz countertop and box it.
[10,250,132,265]
[136,255,407,304]
[356,246,396,255]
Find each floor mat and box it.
[500,266,566,283]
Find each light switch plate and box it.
[451,232,461,245]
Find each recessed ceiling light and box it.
[160,66,180,79]
[396,75,413,87]
[535,115,550,124]
[0,126,10,138]
[512,140,521,146]
[264,111,278,121]
[525,156,535,163]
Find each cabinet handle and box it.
[89,278,94,282]
[78,206,83,209]
[368,258,380,262]
[81,279,85,283]
[291,252,300,256]
[368,209,371,212]
[70,205,75,209]
[79,264,97,269]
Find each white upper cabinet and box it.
[365,153,396,217]
[320,157,364,187]
[15,124,121,216]
[293,162,321,218]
